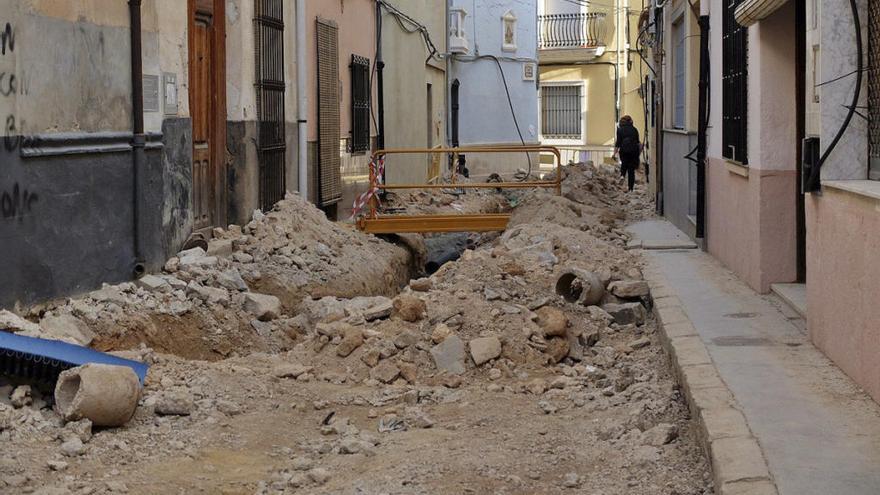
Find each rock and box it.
[545,337,570,364]
[410,278,433,292]
[89,286,127,305]
[538,400,557,414]
[536,307,568,337]
[489,368,502,380]
[430,335,467,375]
[642,423,678,446]
[602,303,647,326]
[63,419,93,443]
[336,327,365,357]
[164,257,180,272]
[484,288,503,301]
[370,360,401,383]
[291,457,314,471]
[469,336,502,366]
[562,472,581,488]
[60,437,86,457]
[339,437,372,455]
[582,327,601,347]
[528,379,548,395]
[0,310,40,334]
[629,337,651,349]
[206,239,234,258]
[216,399,242,416]
[363,299,394,321]
[232,252,253,263]
[186,282,229,305]
[308,468,331,485]
[39,314,96,346]
[47,459,69,471]
[398,362,418,383]
[136,274,171,292]
[431,323,452,344]
[608,280,651,298]
[587,306,614,324]
[10,385,31,408]
[216,269,249,292]
[392,295,426,322]
[393,330,419,349]
[155,391,194,416]
[360,348,381,367]
[273,364,313,379]
[405,407,434,428]
[244,293,282,321]
[179,247,219,269]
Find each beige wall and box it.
[806,187,880,403]
[305,0,377,143]
[381,0,447,185]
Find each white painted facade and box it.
[447,0,539,148]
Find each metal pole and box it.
[296,0,309,199]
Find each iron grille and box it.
[254,0,286,211]
[541,85,582,139]
[317,19,342,206]
[350,55,371,154]
[869,0,880,180]
[537,13,609,49]
[722,0,748,164]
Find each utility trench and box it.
[0,164,713,495]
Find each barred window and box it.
[869,0,880,179]
[541,85,582,139]
[722,0,748,164]
[350,54,370,154]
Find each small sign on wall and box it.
[523,63,536,81]
[163,72,178,116]
[143,75,160,113]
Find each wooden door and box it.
[189,0,226,232]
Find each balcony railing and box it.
[538,13,608,49]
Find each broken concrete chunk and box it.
[206,239,234,258]
[431,323,452,344]
[363,300,394,321]
[545,337,570,364]
[136,274,171,293]
[336,327,365,357]
[608,280,651,299]
[216,269,249,292]
[469,336,502,366]
[0,310,41,334]
[393,330,419,349]
[536,307,568,338]
[39,314,96,346]
[243,293,282,321]
[642,423,678,446]
[430,335,467,375]
[392,295,426,322]
[273,364,313,379]
[410,278,433,292]
[629,337,651,349]
[154,391,194,416]
[10,386,31,408]
[602,303,647,326]
[187,282,230,306]
[369,360,401,384]
[89,286,127,305]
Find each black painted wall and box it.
[0,119,193,308]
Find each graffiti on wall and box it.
[1,21,38,222]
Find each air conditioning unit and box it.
[449,8,469,54]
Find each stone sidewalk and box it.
[629,220,880,495]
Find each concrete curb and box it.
[643,263,779,495]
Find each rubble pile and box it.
[0,166,711,494]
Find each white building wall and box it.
[448,0,539,147]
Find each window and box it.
[672,15,687,129]
[541,85,582,139]
[722,0,748,164]
[350,54,370,154]
[869,0,880,179]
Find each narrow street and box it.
[1,166,713,494]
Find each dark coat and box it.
[615,123,641,165]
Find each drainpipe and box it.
[296,0,308,199]
[695,8,710,239]
[376,1,386,151]
[129,0,146,278]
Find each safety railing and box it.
[538,13,609,49]
[353,146,562,234]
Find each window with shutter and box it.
[316,19,342,206]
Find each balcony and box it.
[538,13,609,63]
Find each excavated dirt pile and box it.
[0,163,712,495]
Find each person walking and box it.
[614,115,643,192]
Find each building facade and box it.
[537,0,649,173]
[447,0,540,178]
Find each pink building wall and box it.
[806,188,880,402]
[704,1,798,294]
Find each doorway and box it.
[188,0,226,234]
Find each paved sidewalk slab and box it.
[630,220,880,495]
